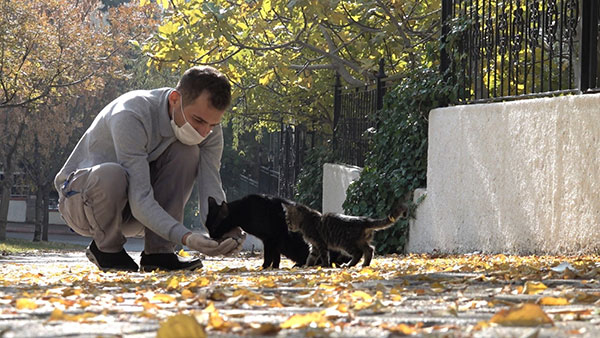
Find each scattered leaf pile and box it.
[1,253,600,336]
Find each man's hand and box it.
[184,232,238,256]
[221,227,246,254]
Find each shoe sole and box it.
[140,260,203,273]
[85,247,138,272]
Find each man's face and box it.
[170,90,225,138]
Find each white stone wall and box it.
[7,200,26,222]
[407,94,600,255]
[322,163,362,213]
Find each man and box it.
[54,66,245,272]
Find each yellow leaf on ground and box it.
[490,303,554,326]
[538,297,569,306]
[382,323,418,335]
[153,293,176,303]
[157,314,206,338]
[166,276,179,290]
[178,249,191,257]
[250,322,281,335]
[181,289,194,299]
[16,298,38,310]
[48,308,97,322]
[280,311,332,329]
[522,281,547,295]
[62,288,82,297]
[351,290,373,302]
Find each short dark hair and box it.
[176,66,232,110]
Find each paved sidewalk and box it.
[0,253,599,337]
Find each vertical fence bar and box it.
[376,58,386,110]
[441,0,452,83]
[524,0,529,94]
[559,0,564,89]
[580,0,598,92]
[508,0,513,96]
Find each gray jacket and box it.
[54,88,226,245]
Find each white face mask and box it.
[170,91,207,145]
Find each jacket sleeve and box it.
[196,124,226,228]
[109,111,190,244]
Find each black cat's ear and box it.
[208,196,217,207]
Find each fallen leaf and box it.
[16,298,38,310]
[249,322,281,335]
[490,303,554,326]
[166,276,179,290]
[181,289,194,299]
[157,314,206,338]
[152,293,176,303]
[382,323,417,335]
[280,311,333,329]
[538,297,569,306]
[178,249,191,257]
[522,281,547,295]
[48,308,97,322]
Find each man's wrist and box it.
[182,231,193,246]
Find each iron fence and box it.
[441,0,600,102]
[333,59,396,167]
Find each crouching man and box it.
[54,66,245,272]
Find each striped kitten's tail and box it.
[366,201,408,230]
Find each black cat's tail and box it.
[366,201,408,230]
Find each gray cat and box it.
[284,202,407,267]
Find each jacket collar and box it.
[159,88,175,138]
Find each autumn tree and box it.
[0,0,158,241]
[141,0,441,136]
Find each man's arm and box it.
[197,124,227,225]
[110,112,190,244]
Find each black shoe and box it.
[140,252,203,272]
[85,241,139,272]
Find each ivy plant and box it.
[343,65,458,254]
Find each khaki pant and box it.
[58,142,199,254]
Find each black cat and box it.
[206,194,310,268]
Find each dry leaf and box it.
[249,322,281,335]
[166,276,179,290]
[490,303,554,326]
[382,323,417,335]
[280,311,333,329]
[16,298,38,310]
[522,281,547,295]
[153,293,176,303]
[538,297,569,306]
[178,249,191,257]
[157,314,206,338]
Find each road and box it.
[5,222,144,252]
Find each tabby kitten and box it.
[284,202,407,267]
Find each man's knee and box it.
[169,142,200,171]
[87,163,128,197]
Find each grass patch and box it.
[0,238,85,255]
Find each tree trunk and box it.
[33,188,42,242]
[0,183,12,241]
[42,185,50,241]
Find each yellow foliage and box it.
[157,314,206,338]
[280,311,333,329]
[16,298,38,310]
[538,297,569,306]
[522,281,547,295]
[490,303,554,327]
